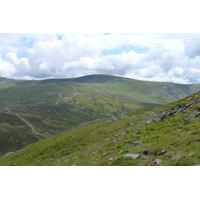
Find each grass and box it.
[0,90,200,165]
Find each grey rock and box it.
[153,159,162,165]
[111,115,118,121]
[186,112,200,119]
[176,107,185,113]
[186,97,192,101]
[195,99,200,103]
[120,113,129,119]
[185,103,193,107]
[134,141,143,145]
[112,140,116,143]
[2,152,14,157]
[195,163,200,166]
[120,132,126,136]
[35,160,40,164]
[160,111,168,120]
[161,149,166,153]
[146,119,154,124]
[153,117,162,121]
[108,157,118,161]
[124,154,140,159]
[102,152,110,156]
[2,148,24,157]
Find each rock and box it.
[102,152,110,156]
[153,117,162,121]
[186,112,200,119]
[153,159,162,165]
[134,141,143,145]
[146,119,154,124]
[161,149,166,153]
[195,163,200,166]
[124,154,140,159]
[111,115,118,121]
[112,140,116,143]
[120,132,126,136]
[120,113,129,119]
[35,160,40,164]
[160,111,168,120]
[186,97,192,101]
[2,152,14,157]
[176,107,185,113]
[185,103,193,107]
[108,157,118,161]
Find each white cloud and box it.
[1,33,200,83]
[0,55,16,77]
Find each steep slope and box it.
[1,91,200,166]
[0,74,200,155]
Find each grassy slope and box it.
[1,91,200,166]
[0,74,200,155]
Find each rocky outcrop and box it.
[185,112,200,119]
[146,98,200,124]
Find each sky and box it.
[1,33,200,84]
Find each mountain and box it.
[0,74,200,155]
[1,90,200,166]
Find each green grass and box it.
[1,90,200,166]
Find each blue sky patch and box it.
[17,51,29,58]
[20,36,34,48]
[102,45,149,56]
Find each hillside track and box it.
[5,107,47,138]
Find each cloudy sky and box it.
[1,33,200,84]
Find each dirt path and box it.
[5,107,47,138]
[55,87,79,105]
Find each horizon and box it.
[1,73,199,85]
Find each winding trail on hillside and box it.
[5,107,47,138]
[55,86,80,105]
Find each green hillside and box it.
[0,74,200,155]
[1,90,200,166]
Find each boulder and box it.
[124,154,140,159]
[108,157,118,161]
[186,112,200,119]
[120,132,126,136]
[102,152,110,156]
[185,103,193,107]
[153,159,162,165]
[160,111,168,120]
[195,163,200,166]
[134,141,143,145]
